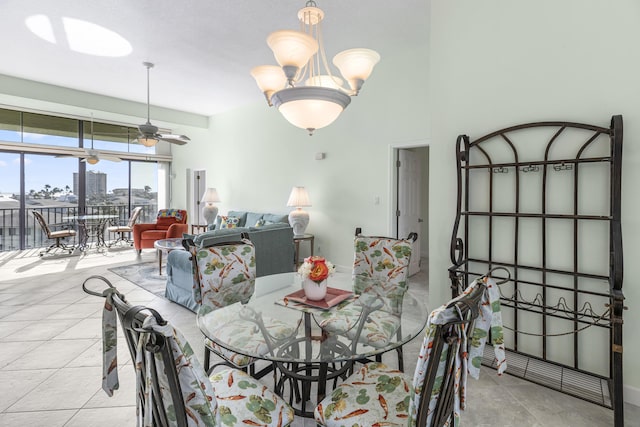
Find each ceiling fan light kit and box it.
[251,0,380,135]
[85,155,100,165]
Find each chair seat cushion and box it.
[211,368,295,427]
[202,307,299,368]
[49,229,76,238]
[316,305,364,334]
[141,229,168,240]
[314,362,412,426]
[206,337,255,367]
[318,305,401,349]
[345,310,401,348]
[107,226,132,233]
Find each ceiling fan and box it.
[56,118,122,164]
[80,148,122,165]
[136,62,190,147]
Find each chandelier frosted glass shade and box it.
[252,1,379,135]
[267,30,318,76]
[333,48,381,92]
[271,87,351,134]
[250,65,288,105]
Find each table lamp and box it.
[201,188,221,226]
[287,186,311,236]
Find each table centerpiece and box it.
[298,256,335,300]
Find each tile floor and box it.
[0,248,637,426]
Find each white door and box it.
[397,149,422,276]
[190,169,206,226]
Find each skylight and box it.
[25,14,132,57]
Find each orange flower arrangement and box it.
[298,256,335,284]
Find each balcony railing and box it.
[0,204,158,252]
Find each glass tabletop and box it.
[153,238,185,250]
[196,272,427,364]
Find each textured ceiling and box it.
[1,0,429,117]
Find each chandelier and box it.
[251,1,380,135]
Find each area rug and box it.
[109,262,167,298]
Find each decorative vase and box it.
[303,278,328,301]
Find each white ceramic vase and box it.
[302,278,327,301]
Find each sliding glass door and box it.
[0,107,172,252]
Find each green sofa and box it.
[165,211,295,311]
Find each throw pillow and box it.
[219,216,239,229]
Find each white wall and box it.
[170,46,430,270]
[429,0,640,399]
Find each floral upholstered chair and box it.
[82,275,295,427]
[314,275,506,427]
[317,228,416,370]
[132,208,188,253]
[185,236,299,375]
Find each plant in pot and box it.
[298,256,335,301]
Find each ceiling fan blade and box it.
[158,134,190,145]
[99,155,123,162]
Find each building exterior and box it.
[73,170,107,196]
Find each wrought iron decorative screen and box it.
[448,116,624,426]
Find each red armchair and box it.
[133,209,188,253]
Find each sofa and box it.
[165,211,295,311]
[133,209,188,253]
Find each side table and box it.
[153,238,186,275]
[293,233,314,267]
[191,224,209,234]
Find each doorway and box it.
[391,144,429,276]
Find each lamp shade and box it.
[287,186,311,207]
[201,188,221,204]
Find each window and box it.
[0,107,171,252]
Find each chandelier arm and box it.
[315,18,351,94]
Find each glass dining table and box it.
[196,271,427,417]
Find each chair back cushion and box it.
[353,236,413,312]
[187,238,257,310]
[126,207,144,228]
[138,315,218,426]
[156,209,187,225]
[91,277,218,427]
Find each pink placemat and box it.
[276,287,354,311]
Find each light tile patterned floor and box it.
[0,249,636,426]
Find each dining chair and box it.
[314,275,507,427]
[106,206,143,247]
[82,275,295,427]
[317,227,417,371]
[32,210,77,256]
[184,236,299,378]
